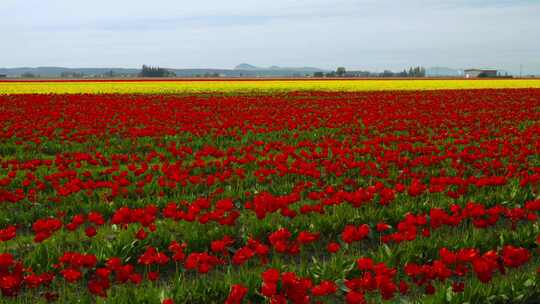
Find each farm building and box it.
[464,69,498,78]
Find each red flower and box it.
[0,274,22,296]
[211,235,234,253]
[311,280,337,296]
[105,257,122,271]
[376,222,391,232]
[138,247,166,266]
[472,258,495,283]
[88,212,105,225]
[408,179,426,197]
[85,226,97,237]
[88,278,109,298]
[262,268,280,284]
[71,214,85,226]
[501,245,530,268]
[129,273,143,285]
[232,247,255,265]
[425,283,435,295]
[0,226,16,242]
[32,218,62,243]
[115,265,135,283]
[356,257,374,271]
[261,282,277,297]
[225,284,248,304]
[136,228,148,240]
[452,282,465,293]
[169,241,187,262]
[399,280,409,295]
[345,291,366,304]
[0,253,14,269]
[96,268,111,280]
[184,252,221,274]
[60,268,82,283]
[216,199,234,211]
[327,242,341,253]
[147,271,159,281]
[297,231,320,244]
[341,224,370,244]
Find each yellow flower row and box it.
[1,79,540,95]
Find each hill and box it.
[0,64,329,78]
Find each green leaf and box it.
[445,286,454,302]
[524,279,535,287]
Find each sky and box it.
[1,0,539,74]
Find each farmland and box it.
[1,78,540,95]
[1,82,540,303]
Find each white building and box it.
[464,69,498,78]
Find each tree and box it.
[382,70,394,77]
[336,67,346,77]
[21,73,37,78]
[60,72,84,78]
[405,66,426,77]
[140,65,176,77]
[313,72,324,77]
[104,70,115,78]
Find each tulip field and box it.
[1,80,540,303]
[2,78,540,95]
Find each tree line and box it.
[314,66,426,78]
[139,65,176,77]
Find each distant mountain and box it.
[0,64,329,78]
[232,63,328,76]
[170,69,240,77]
[0,67,140,77]
[235,63,258,70]
[1,65,534,78]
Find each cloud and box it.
[0,0,539,74]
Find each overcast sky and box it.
[1,0,539,74]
